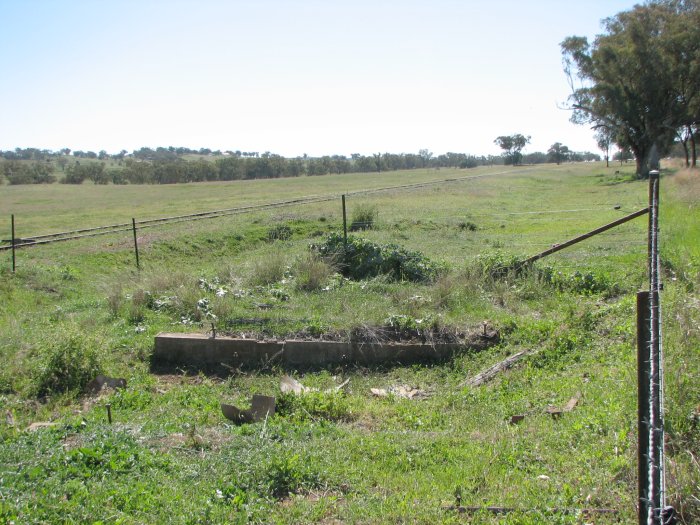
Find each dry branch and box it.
[459,350,529,387]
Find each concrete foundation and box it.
[153,332,471,369]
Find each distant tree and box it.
[521,151,548,164]
[418,149,433,168]
[216,156,245,180]
[4,161,56,184]
[547,142,570,164]
[595,128,613,168]
[494,134,531,165]
[614,147,634,165]
[122,159,154,183]
[186,159,219,182]
[63,162,106,184]
[373,153,382,173]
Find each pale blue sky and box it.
[0,0,640,157]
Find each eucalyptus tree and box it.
[547,142,570,164]
[494,134,530,165]
[561,0,700,177]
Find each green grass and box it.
[0,163,698,524]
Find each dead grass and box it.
[669,168,700,204]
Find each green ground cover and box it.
[0,163,698,524]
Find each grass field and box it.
[0,162,698,524]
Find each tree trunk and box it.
[632,144,648,178]
[691,131,697,168]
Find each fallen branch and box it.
[445,505,617,516]
[459,350,529,387]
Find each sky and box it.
[0,0,641,158]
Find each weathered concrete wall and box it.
[153,332,469,368]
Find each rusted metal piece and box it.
[221,394,276,425]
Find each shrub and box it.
[106,284,123,317]
[267,224,292,241]
[3,161,56,184]
[263,452,323,498]
[294,253,335,291]
[277,391,352,422]
[349,204,378,231]
[62,162,107,184]
[249,252,288,286]
[34,329,102,397]
[457,220,478,231]
[311,233,438,282]
[539,266,621,296]
[474,252,523,278]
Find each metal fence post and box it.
[11,214,16,273]
[641,169,671,524]
[342,194,348,251]
[637,290,651,525]
[132,218,140,270]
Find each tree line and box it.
[0,146,603,185]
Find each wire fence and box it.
[1,169,673,523]
[2,166,654,294]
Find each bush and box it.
[34,329,102,397]
[294,253,335,291]
[277,391,352,422]
[249,252,288,286]
[267,224,292,241]
[457,220,478,231]
[311,233,438,282]
[474,252,524,278]
[349,204,378,231]
[62,162,107,184]
[3,161,56,184]
[262,452,323,498]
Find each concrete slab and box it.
[153,333,471,369]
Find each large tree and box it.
[547,142,570,164]
[561,0,700,177]
[494,134,530,165]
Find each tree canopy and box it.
[494,134,530,165]
[547,142,570,164]
[561,0,700,177]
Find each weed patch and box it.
[249,252,288,286]
[312,233,439,282]
[277,391,353,422]
[349,203,378,231]
[33,328,102,397]
[293,253,336,292]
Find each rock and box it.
[85,375,127,395]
